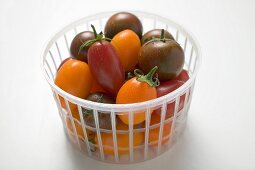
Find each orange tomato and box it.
[111,29,141,71]
[55,59,92,116]
[94,122,144,155]
[66,117,94,140]
[116,66,159,125]
[149,113,172,145]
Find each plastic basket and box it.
[41,11,201,164]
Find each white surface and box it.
[0,0,255,169]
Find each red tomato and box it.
[88,40,125,96]
[156,70,189,118]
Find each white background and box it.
[0,0,255,169]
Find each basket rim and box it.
[41,10,201,111]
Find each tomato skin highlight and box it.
[116,77,157,125]
[88,40,125,96]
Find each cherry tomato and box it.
[83,92,117,130]
[57,57,72,71]
[116,66,159,125]
[94,122,144,155]
[70,31,95,62]
[141,29,174,45]
[138,29,184,80]
[104,12,143,39]
[86,25,125,96]
[66,116,94,140]
[149,113,172,144]
[155,70,189,118]
[111,29,141,71]
[55,59,92,114]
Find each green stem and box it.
[134,66,160,87]
[78,24,111,54]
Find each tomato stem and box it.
[134,66,160,87]
[78,25,112,54]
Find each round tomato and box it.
[94,122,144,155]
[55,59,92,114]
[111,29,141,71]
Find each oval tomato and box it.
[156,69,189,118]
[111,29,141,71]
[94,122,144,155]
[55,59,92,114]
[85,25,125,96]
[116,66,159,125]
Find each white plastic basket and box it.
[41,11,201,164]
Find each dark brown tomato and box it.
[104,12,143,39]
[138,40,184,81]
[70,31,95,62]
[83,92,116,130]
[141,29,174,45]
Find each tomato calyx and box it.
[134,66,160,87]
[79,25,111,54]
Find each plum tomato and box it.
[116,66,159,125]
[138,29,184,81]
[141,29,174,45]
[104,12,143,39]
[55,59,92,114]
[85,25,125,96]
[155,70,189,118]
[83,92,117,130]
[70,31,95,62]
[94,122,144,155]
[111,29,141,71]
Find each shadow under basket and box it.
[41,11,201,164]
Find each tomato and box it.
[175,69,189,82]
[90,78,107,93]
[149,113,172,145]
[138,29,184,80]
[57,57,72,71]
[155,70,189,118]
[85,25,125,96]
[111,29,141,71]
[83,92,117,130]
[104,12,143,39]
[94,122,144,155]
[116,66,159,125]
[66,116,94,140]
[55,59,92,114]
[141,29,174,45]
[70,31,95,62]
